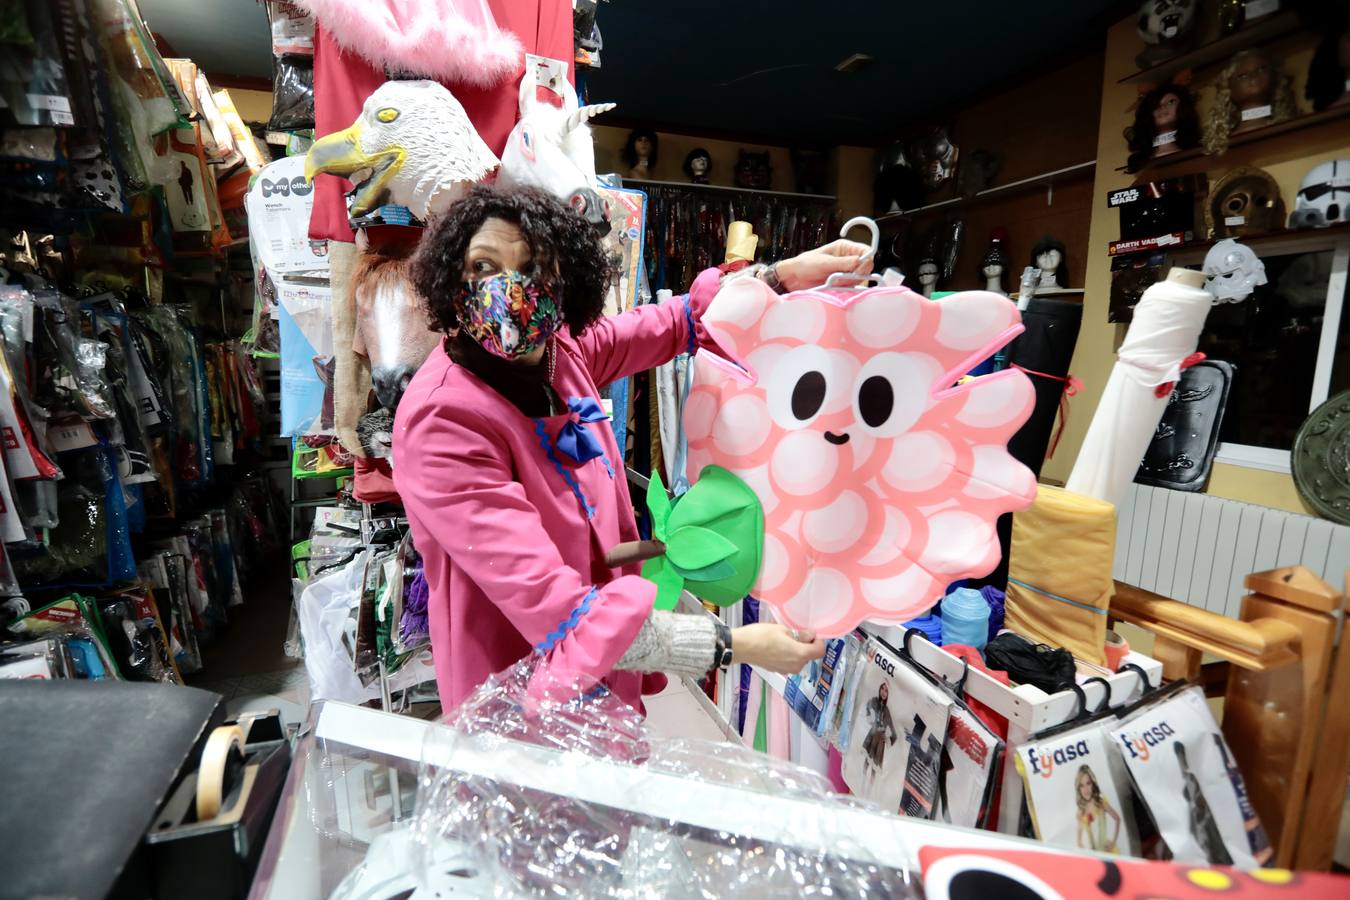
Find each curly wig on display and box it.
[410,185,614,337]
[1124,82,1201,173]
[1203,51,1296,156]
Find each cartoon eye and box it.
[766,345,835,430]
[851,352,932,438]
[376,107,400,123]
[922,854,1066,900]
[793,371,826,420]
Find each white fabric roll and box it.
[1066,275,1212,506]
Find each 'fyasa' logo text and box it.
[1117,721,1176,762]
[1025,738,1090,778]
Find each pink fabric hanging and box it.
[298,0,522,86]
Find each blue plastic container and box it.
[941,587,992,651]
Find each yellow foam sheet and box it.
[1006,486,1115,665]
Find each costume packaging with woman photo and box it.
[1017,720,1141,856]
[841,638,952,816]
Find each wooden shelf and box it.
[619,177,836,202]
[1110,221,1350,258]
[1117,104,1350,174]
[876,160,1096,221]
[1119,11,1301,85]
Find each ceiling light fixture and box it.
[835,53,873,74]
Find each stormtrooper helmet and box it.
[1289,159,1350,229]
[1203,239,1266,304]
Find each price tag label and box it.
[48,420,97,452]
[1156,233,1181,246]
[26,94,71,113]
[1224,216,1247,226]
[1244,0,1279,19]
[51,110,73,126]
[1240,104,1272,122]
[1152,130,1177,148]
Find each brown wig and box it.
[410,184,613,337]
[1124,82,1201,173]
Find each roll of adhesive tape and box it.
[196,725,244,822]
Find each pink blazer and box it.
[393,268,722,712]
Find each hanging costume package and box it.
[934,695,1004,830]
[278,278,335,437]
[686,279,1036,636]
[296,546,381,705]
[1016,721,1142,857]
[1004,485,1115,665]
[841,638,952,816]
[1110,685,1272,867]
[265,1,316,132]
[783,636,848,736]
[246,155,325,276]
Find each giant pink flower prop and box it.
[685,278,1037,636]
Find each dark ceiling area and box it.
[139,0,1127,146]
[587,0,1124,145]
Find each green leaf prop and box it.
[641,466,764,610]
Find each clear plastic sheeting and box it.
[402,655,921,899]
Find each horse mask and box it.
[686,278,1037,636]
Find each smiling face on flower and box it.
[685,277,1036,635]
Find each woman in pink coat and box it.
[393,185,871,713]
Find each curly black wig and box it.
[1124,82,1201,173]
[411,184,613,337]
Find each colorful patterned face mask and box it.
[456,271,563,360]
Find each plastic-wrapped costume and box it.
[324,653,922,898]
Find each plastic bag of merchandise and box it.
[295,547,381,705]
[265,1,314,131]
[0,0,77,128]
[31,289,117,421]
[11,444,134,588]
[1109,684,1272,867]
[7,594,122,679]
[391,654,921,900]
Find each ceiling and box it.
[138,0,1127,146]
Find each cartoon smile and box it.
[824,431,850,445]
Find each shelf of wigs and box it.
[1116,103,1350,174]
[874,160,1097,222]
[618,177,837,202]
[1119,10,1301,85]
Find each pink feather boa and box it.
[298,0,523,87]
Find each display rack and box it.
[1118,11,1301,85]
[677,580,1164,837]
[621,177,836,202]
[875,161,1096,221]
[1109,220,1350,258]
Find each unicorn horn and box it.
[563,103,617,135]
